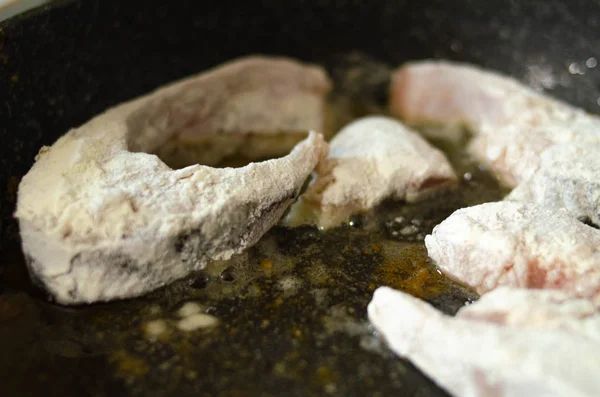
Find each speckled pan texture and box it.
[2,1,600,396]
[0,0,50,22]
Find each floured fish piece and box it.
[129,56,332,169]
[425,201,600,303]
[458,287,600,340]
[285,116,456,228]
[368,286,600,397]
[390,61,600,187]
[15,56,329,304]
[507,142,600,226]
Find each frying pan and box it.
[1,1,600,396]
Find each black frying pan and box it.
[1,1,600,396]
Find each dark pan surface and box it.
[1,1,600,396]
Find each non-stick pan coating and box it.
[1,1,600,396]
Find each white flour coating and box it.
[15,56,329,304]
[507,142,600,225]
[177,302,204,317]
[177,313,219,331]
[368,61,600,397]
[128,56,331,168]
[368,286,600,397]
[458,288,600,340]
[286,116,456,228]
[390,61,600,187]
[425,201,600,304]
[390,61,600,301]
